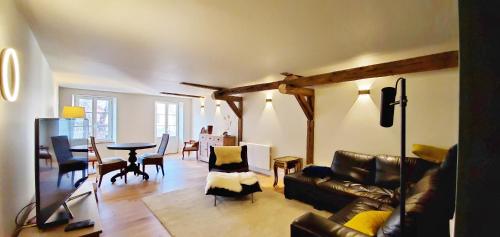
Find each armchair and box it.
[182,140,199,160]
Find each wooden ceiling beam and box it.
[284,51,459,87]
[180,82,226,91]
[279,84,315,97]
[214,51,458,96]
[214,81,282,97]
[160,92,204,98]
[212,94,243,102]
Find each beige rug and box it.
[142,186,331,237]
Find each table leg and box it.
[273,163,278,187]
[110,149,149,183]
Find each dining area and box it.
[68,133,170,188]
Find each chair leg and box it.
[98,175,103,187]
[124,170,127,184]
[214,195,216,207]
[251,193,254,203]
[142,163,146,173]
[156,165,159,172]
[57,174,62,187]
[71,171,75,184]
[160,164,165,176]
[182,150,185,160]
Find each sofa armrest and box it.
[291,212,369,237]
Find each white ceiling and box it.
[17,0,458,96]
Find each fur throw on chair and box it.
[205,172,258,193]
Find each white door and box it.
[155,102,179,153]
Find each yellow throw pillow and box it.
[344,210,392,236]
[412,144,448,163]
[214,146,242,166]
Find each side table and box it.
[273,156,303,187]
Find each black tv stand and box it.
[42,191,92,228]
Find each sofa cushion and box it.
[344,210,392,236]
[303,165,333,178]
[331,150,376,184]
[329,197,394,225]
[285,172,328,186]
[317,179,394,205]
[374,155,437,189]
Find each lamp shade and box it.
[62,106,85,118]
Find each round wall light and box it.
[1,48,20,102]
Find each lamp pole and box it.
[399,78,407,236]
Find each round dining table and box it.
[107,143,156,182]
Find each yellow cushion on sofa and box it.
[214,146,242,166]
[412,144,448,163]
[344,210,392,236]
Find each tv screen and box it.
[35,118,89,228]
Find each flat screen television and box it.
[34,118,89,228]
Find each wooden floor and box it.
[93,153,282,237]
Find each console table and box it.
[19,182,102,237]
[199,134,236,162]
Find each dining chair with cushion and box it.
[90,136,128,187]
[51,136,88,187]
[138,133,169,176]
[182,140,199,160]
[38,145,53,168]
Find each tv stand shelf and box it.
[19,182,102,237]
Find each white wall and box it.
[191,97,239,139]
[0,1,56,235]
[191,44,459,166]
[314,68,458,165]
[59,88,192,157]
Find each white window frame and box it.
[73,95,117,143]
[155,102,178,139]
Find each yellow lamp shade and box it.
[62,106,85,118]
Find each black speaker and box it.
[380,87,397,127]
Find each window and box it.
[155,102,177,138]
[73,95,116,142]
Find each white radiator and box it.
[240,142,272,175]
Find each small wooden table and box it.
[107,143,156,182]
[273,156,303,187]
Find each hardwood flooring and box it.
[93,154,282,237]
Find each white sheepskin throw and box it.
[205,172,258,194]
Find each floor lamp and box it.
[380,77,408,236]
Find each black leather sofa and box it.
[284,150,436,212]
[289,146,457,237]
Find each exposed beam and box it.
[215,51,458,96]
[180,82,226,91]
[160,92,203,98]
[284,51,459,87]
[226,100,242,118]
[214,81,281,97]
[279,84,315,97]
[294,95,313,120]
[212,94,243,102]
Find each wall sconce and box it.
[266,98,272,103]
[0,48,20,102]
[201,105,205,109]
[216,100,221,107]
[358,89,370,95]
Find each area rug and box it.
[142,186,330,237]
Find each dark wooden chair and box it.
[38,145,53,168]
[138,133,169,175]
[51,136,88,187]
[182,140,199,160]
[90,136,128,187]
